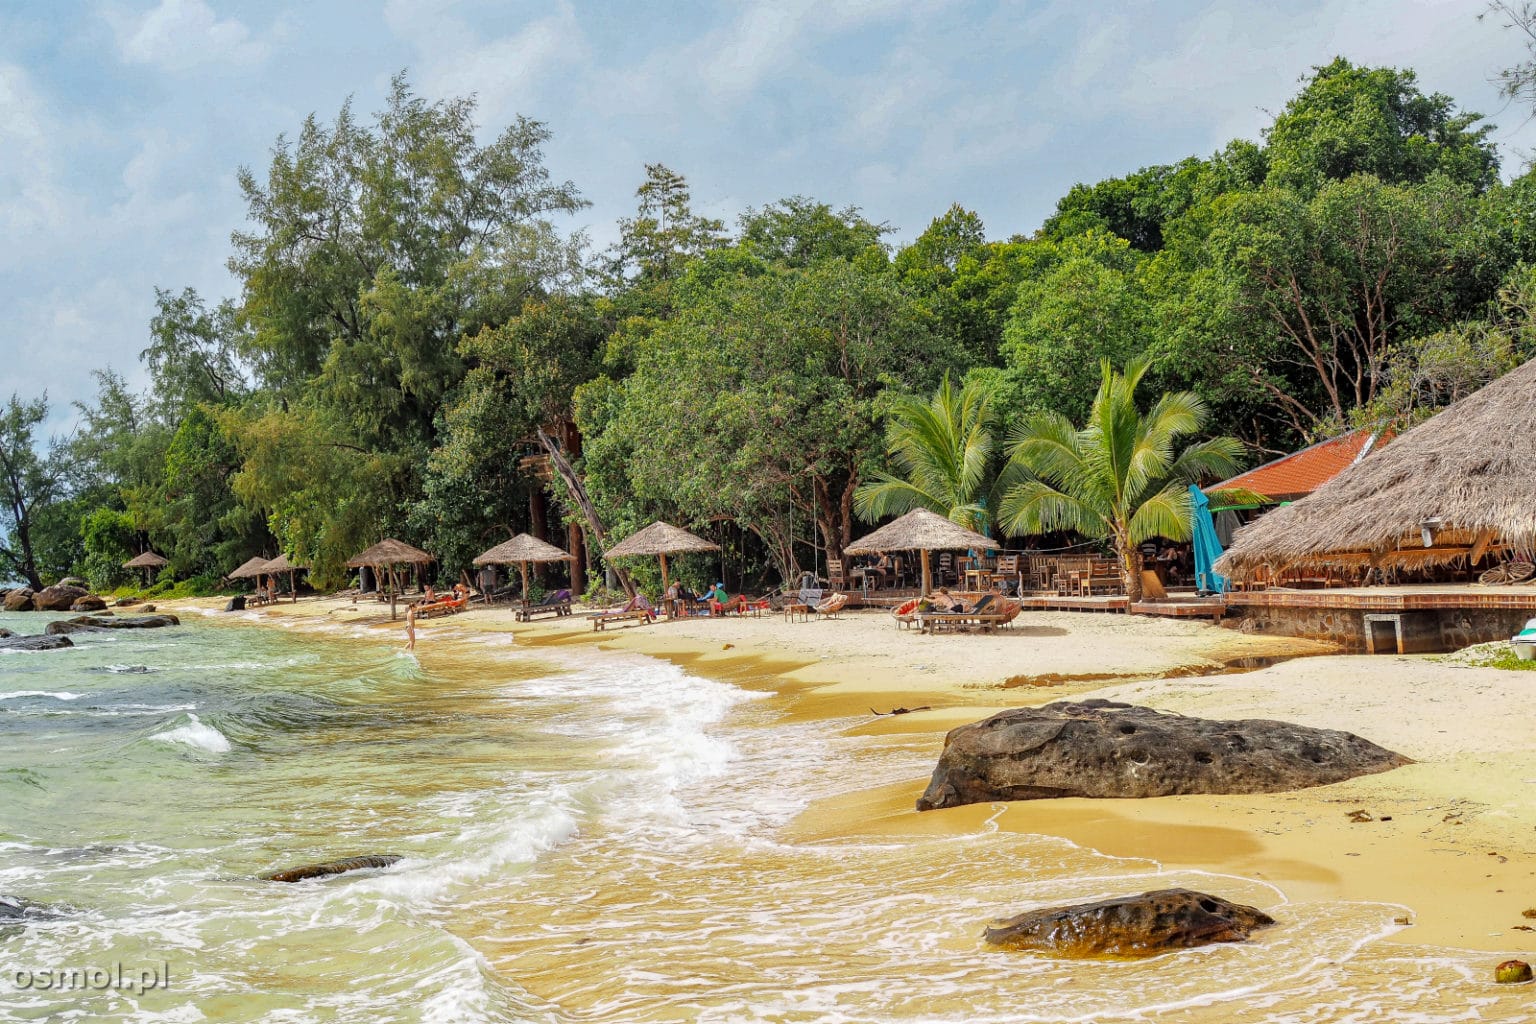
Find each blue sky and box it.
[4,0,1534,433]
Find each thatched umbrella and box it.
[604,521,719,594]
[1216,357,1536,579]
[845,507,996,596]
[122,551,168,588]
[259,554,305,604]
[346,539,435,620]
[473,534,574,602]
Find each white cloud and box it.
[115,0,267,71]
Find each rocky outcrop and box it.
[225,596,246,612]
[917,700,1411,811]
[0,629,11,639]
[0,634,73,652]
[140,605,156,613]
[3,588,34,612]
[70,595,108,612]
[114,597,141,607]
[78,613,176,627]
[33,584,89,612]
[984,888,1275,958]
[262,855,403,883]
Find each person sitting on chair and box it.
[933,587,965,613]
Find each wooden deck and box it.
[1225,583,1536,612]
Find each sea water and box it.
[0,611,1523,1022]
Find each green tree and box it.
[0,394,61,589]
[1264,58,1497,194]
[143,287,248,421]
[607,163,726,287]
[853,375,1003,533]
[1000,358,1245,603]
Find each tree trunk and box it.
[537,426,631,597]
[1117,532,1143,604]
[529,489,549,585]
[568,522,586,595]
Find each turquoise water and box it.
[0,610,1527,1023]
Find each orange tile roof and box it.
[1210,428,1386,503]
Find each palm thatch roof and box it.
[122,551,168,570]
[605,521,719,559]
[260,554,304,573]
[1216,358,1536,578]
[845,507,996,554]
[473,534,574,566]
[228,556,273,579]
[345,539,434,568]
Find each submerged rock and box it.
[67,614,179,629]
[0,634,73,652]
[0,895,59,922]
[917,700,1411,810]
[262,855,403,883]
[0,628,11,639]
[33,584,88,612]
[3,588,34,612]
[984,888,1275,958]
[44,621,107,636]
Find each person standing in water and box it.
[404,606,417,651]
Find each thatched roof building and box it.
[473,534,573,566]
[1216,358,1536,578]
[846,508,996,595]
[260,554,303,573]
[605,522,718,559]
[228,556,273,580]
[123,551,168,570]
[345,539,434,568]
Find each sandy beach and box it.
[173,593,1536,957]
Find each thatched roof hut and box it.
[846,508,996,595]
[345,539,434,620]
[345,539,434,568]
[228,556,273,580]
[123,551,168,570]
[260,554,305,604]
[604,522,718,593]
[474,534,574,602]
[1217,358,1536,579]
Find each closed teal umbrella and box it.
[1189,484,1229,595]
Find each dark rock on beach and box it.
[263,855,404,883]
[917,699,1411,811]
[3,588,34,611]
[114,597,140,607]
[44,621,106,636]
[33,584,89,612]
[0,634,74,652]
[70,595,108,613]
[225,596,246,612]
[69,614,178,629]
[0,628,11,639]
[984,888,1275,958]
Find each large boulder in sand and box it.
[70,595,108,613]
[33,584,88,612]
[916,699,1411,811]
[45,621,106,636]
[0,634,73,652]
[984,888,1275,958]
[225,596,245,612]
[3,588,34,611]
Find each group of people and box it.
[403,583,472,650]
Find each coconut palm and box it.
[853,375,1001,533]
[999,357,1245,602]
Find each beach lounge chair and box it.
[892,598,921,630]
[516,589,573,622]
[919,599,1019,634]
[811,593,848,619]
[590,593,655,631]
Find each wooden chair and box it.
[826,559,849,590]
[937,553,955,586]
[989,554,1021,593]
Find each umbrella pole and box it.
[520,562,530,603]
[659,553,669,595]
[921,550,931,597]
[389,565,398,621]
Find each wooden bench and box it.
[591,609,651,631]
[515,599,572,622]
[919,602,1021,634]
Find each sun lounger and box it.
[590,608,652,631]
[516,590,573,622]
[919,600,1021,634]
[415,596,467,619]
[811,593,848,619]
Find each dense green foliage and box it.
[7,57,1536,593]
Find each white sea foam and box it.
[149,713,232,753]
[0,690,83,701]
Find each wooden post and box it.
[519,561,530,603]
[920,550,932,597]
[659,553,670,594]
[389,565,398,621]
[568,521,586,595]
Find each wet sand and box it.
[170,593,1536,956]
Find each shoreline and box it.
[162,593,1536,955]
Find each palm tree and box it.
[853,375,1000,532]
[999,357,1245,603]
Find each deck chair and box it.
[812,592,848,619]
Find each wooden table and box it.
[782,603,810,623]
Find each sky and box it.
[3,0,1534,435]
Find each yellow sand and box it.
[164,593,1536,954]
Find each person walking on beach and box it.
[404,606,417,651]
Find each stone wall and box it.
[1222,603,1533,654]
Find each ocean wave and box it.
[148,713,232,753]
[0,690,84,701]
